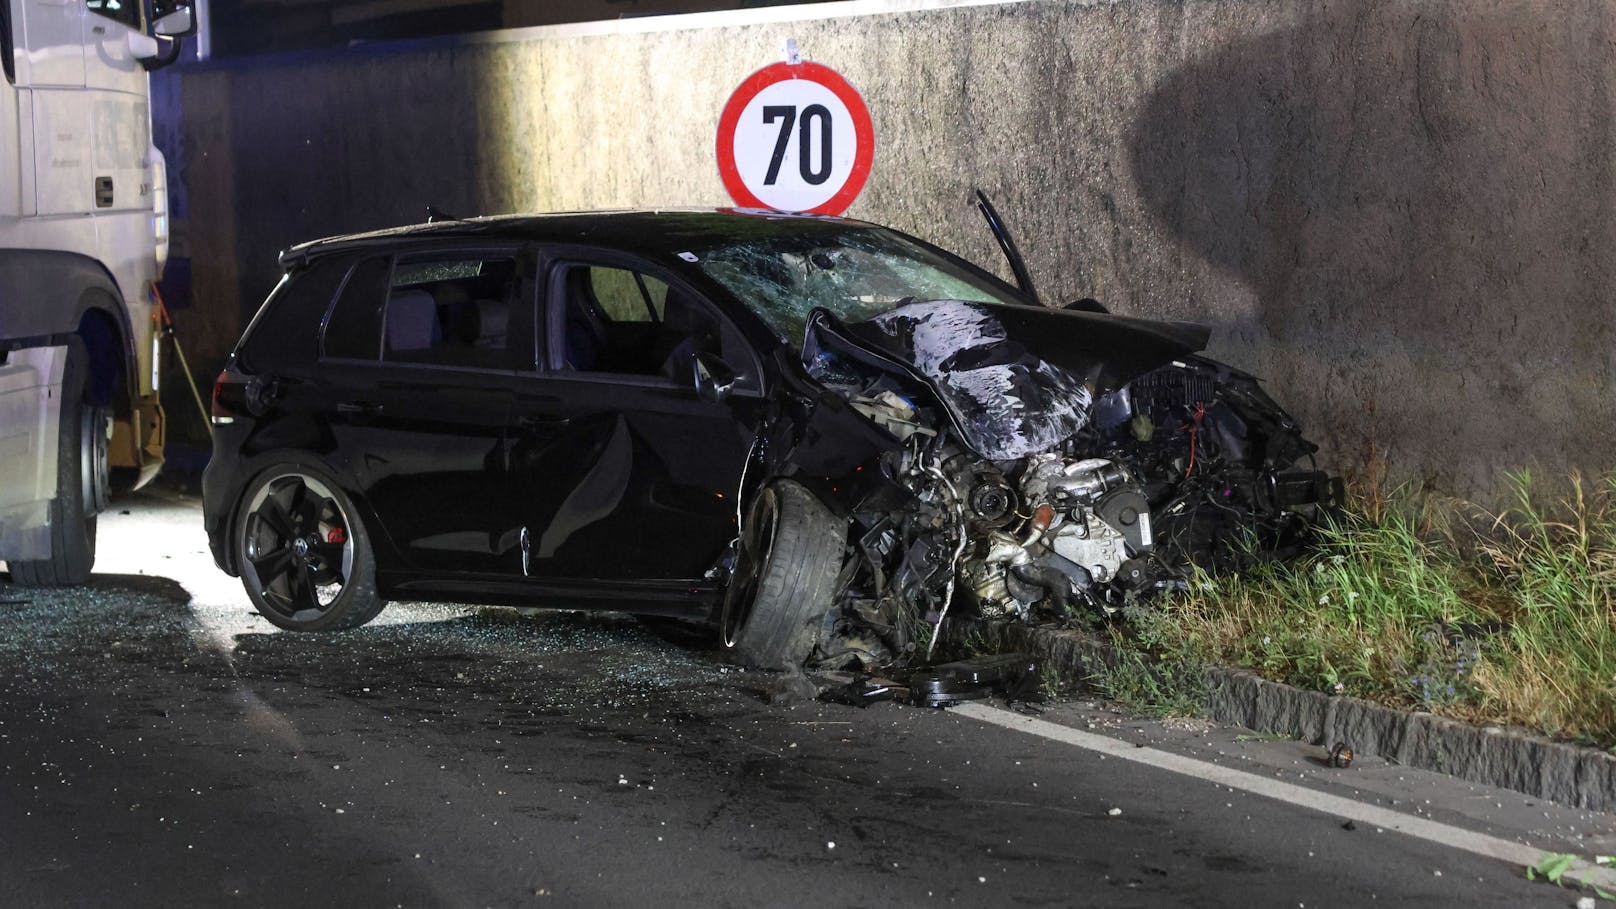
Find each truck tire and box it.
[10,343,100,586]
[721,479,846,670]
[235,464,385,632]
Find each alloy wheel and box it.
[241,473,356,624]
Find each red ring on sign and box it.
[715,61,875,216]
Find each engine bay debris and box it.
[799,299,1342,675]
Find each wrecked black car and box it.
[202,209,1338,672]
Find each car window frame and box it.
[534,246,765,397]
[317,244,536,376]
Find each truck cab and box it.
[0,0,193,584]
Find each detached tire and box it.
[11,342,102,587]
[235,464,385,632]
[721,480,845,670]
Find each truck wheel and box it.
[721,479,845,670]
[10,343,100,586]
[235,465,385,632]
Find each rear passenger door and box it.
[319,247,532,575]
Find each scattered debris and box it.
[1107,807,1122,817]
[813,671,907,707]
[810,653,1040,710]
[908,654,1041,708]
[1341,820,1357,831]
[1526,852,1576,885]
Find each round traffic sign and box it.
[716,61,874,216]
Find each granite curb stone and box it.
[968,621,1616,812]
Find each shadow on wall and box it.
[218,45,525,354]
[1128,1,1616,495]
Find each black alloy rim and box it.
[241,474,355,623]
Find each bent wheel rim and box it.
[722,488,780,649]
[241,473,356,624]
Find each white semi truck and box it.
[0,0,193,584]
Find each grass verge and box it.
[1112,471,1616,748]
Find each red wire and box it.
[1184,401,1206,478]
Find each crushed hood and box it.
[805,299,1210,460]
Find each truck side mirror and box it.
[150,2,197,37]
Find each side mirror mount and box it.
[692,351,737,404]
[1063,298,1108,314]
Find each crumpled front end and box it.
[799,299,1341,670]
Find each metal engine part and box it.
[1048,508,1132,584]
[962,531,1033,618]
[1047,458,1130,504]
[956,455,1156,615]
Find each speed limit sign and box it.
[716,60,874,216]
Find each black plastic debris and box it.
[813,671,908,707]
[1329,743,1355,768]
[910,653,1041,708]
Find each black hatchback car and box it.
[204,210,1337,670]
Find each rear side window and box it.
[322,256,391,360]
[236,257,349,372]
[382,255,519,370]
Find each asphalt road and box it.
[0,491,1608,907]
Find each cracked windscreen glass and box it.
[693,228,1024,342]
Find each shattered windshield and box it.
[693,228,1024,342]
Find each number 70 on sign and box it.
[716,61,875,216]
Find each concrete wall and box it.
[163,0,1616,500]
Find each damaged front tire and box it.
[721,479,846,670]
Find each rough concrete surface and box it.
[982,619,1616,814]
[157,0,1616,503]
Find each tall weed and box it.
[1132,472,1616,746]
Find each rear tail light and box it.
[211,368,246,424]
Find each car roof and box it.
[279,209,884,268]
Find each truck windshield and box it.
[693,228,1025,343]
[86,0,140,28]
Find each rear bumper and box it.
[201,435,242,576]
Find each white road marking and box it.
[955,702,1616,891]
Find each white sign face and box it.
[730,80,856,213]
[716,62,873,216]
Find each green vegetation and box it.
[1116,471,1616,747]
[1084,646,1207,718]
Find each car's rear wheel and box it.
[721,479,845,670]
[236,465,384,631]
